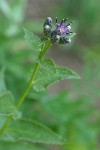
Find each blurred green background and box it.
[0,0,100,149]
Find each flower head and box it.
[55,23,71,35]
[55,18,73,36]
[43,17,75,44]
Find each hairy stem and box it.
[0,40,51,137]
[16,62,39,109]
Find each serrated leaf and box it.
[3,119,65,145]
[24,29,42,51]
[0,91,20,118]
[0,141,46,150]
[33,59,80,91]
[0,91,16,116]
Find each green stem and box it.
[0,40,51,137]
[0,116,12,136]
[16,62,39,109]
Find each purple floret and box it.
[55,23,71,35]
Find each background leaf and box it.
[0,0,12,20]
[0,0,26,23]
[33,59,80,91]
[0,141,46,150]
[0,91,17,117]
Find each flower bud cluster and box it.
[43,17,74,44]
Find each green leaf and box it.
[0,141,46,150]
[24,29,42,52]
[3,119,65,145]
[33,59,80,91]
[0,91,20,118]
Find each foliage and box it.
[0,0,80,150]
[0,27,79,147]
[1,118,65,144]
[0,91,17,116]
[33,58,80,91]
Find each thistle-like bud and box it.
[43,17,75,44]
[43,17,52,37]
